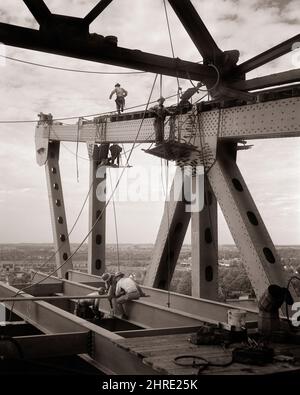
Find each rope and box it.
[0,54,147,75]
[76,121,80,182]
[8,74,159,303]
[0,92,179,124]
[163,0,181,91]
[8,178,95,319]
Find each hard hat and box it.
[101,272,112,283]
[157,96,165,103]
[114,271,124,278]
[115,83,121,87]
[98,286,106,295]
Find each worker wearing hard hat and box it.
[109,83,128,114]
[74,286,106,320]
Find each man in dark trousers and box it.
[109,144,122,166]
[109,83,128,114]
[149,97,172,145]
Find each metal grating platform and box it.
[143,141,198,161]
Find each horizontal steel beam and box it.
[37,95,300,147]
[236,34,300,74]
[0,295,109,303]
[66,270,258,323]
[231,69,300,91]
[0,281,157,374]
[0,332,89,359]
[0,22,214,82]
[13,282,63,296]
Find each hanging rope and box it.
[76,120,80,182]
[163,0,181,92]
[165,159,171,308]
[8,74,159,307]
[0,54,147,75]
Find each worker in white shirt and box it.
[109,83,128,114]
[114,271,146,319]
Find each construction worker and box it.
[114,271,146,320]
[109,144,122,166]
[109,83,128,114]
[74,286,106,320]
[149,97,172,145]
[101,272,119,316]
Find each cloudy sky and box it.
[0,0,299,245]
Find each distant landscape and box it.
[1,244,300,301]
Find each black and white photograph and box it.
[0,0,300,388]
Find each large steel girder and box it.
[191,176,218,300]
[0,281,157,374]
[144,168,191,290]
[207,142,289,300]
[45,141,72,277]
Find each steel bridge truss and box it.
[0,0,300,375]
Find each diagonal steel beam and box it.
[168,0,223,61]
[23,0,51,25]
[236,34,300,74]
[84,0,114,25]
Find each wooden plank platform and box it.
[115,333,300,375]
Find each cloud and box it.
[0,0,299,244]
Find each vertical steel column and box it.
[145,168,191,290]
[191,176,218,300]
[207,142,288,300]
[45,141,72,278]
[87,144,107,275]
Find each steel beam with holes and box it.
[207,142,289,300]
[34,271,258,323]
[191,176,218,300]
[36,94,300,145]
[45,141,72,277]
[0,281,157,374]
[144,168,191,290]
[87,145,107,275]
[0,332,89,359]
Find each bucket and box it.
[227,309,246,329]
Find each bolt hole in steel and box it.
[95,259,102,270]
[51,167,57,174]
[57,216,64,224]
[205,266,214,282]
[96,234,102,245]
[60,234,66,242]
[53,183,59,190]
[55,199,61,207]
[247,211,259,226]
[205,228,213,244]
[263,247,276,264]
[63,253,68,261]
[232,178,243,192]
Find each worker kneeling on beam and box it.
[74,287,106,320]
[114,271,146,320]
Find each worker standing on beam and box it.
[149,97,172,145]
[109,83,128,115]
